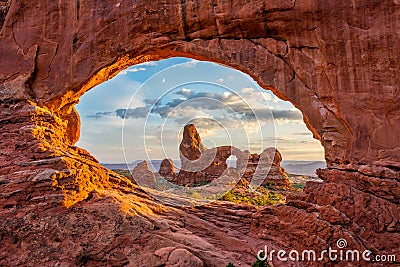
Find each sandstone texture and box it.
[180,124,207,162]
[176,124,291,188]
[259,148,291,188]
[0,0,399,266]
[158,158,176,181]
[131,160,156,189]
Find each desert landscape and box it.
[0,0,399,266]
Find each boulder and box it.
[158,159,176,181]
[259,147,291,188]
[131,161,156,189]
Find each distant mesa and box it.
[155,124,292,188]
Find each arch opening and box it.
[1,2,398,262]
[46,42,353,170]
[74,57,325,204]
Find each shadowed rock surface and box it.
[0,0,399,266]
[259,147,291,188]
[159,158,176,181]
[131,160,156,189]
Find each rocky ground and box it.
[287,174,323,191]
[113,168,321,207]
[0,167,277,266]
[1,0,399,265]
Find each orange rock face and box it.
[0,0,399,266]
[179,124,207,162]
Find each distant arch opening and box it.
[227,155,237,169]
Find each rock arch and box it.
[1,0,399,265]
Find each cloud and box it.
[262,136,316,145]
[175,88,192,97]
[241,87,254,93]
[118,61,158,75]
[240,87,280,104]
[294,132,312,136]
[271,109,302,121]
[138,61,158,67]
[180,59,199,68]
[116,107,150,119]
[119,67,147,75]
[173,88,242,107]
[86,111,113,119]
[114,88,303,130]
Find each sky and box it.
[75,57,324,163]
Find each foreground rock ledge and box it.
[0,0,399,266]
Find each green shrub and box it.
[293,183,305,190]
[263,181,275,189]
[220,188,285,206]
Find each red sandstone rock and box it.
[236,150,260,181]
[177,146,234,185]
[179,124,207,162]
[162,248,203,267]
[259,147,291,188]
[176,124,291,188]
[159,158,176,181]
[235,148,292,188]
[131,161,156,189]
[0,0,399,266]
